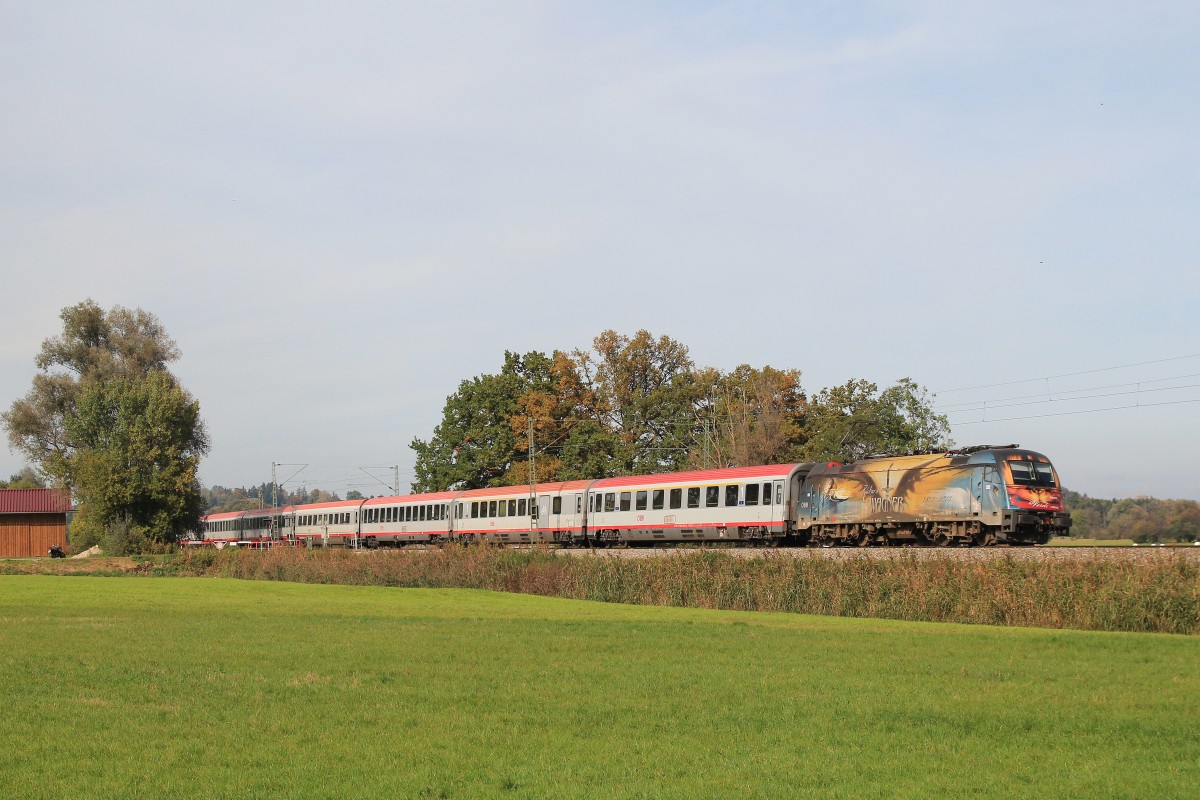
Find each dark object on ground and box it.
[48,545,66,558]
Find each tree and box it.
[411,351,559,492]
[701,365,806,468]
[2,300,208,551]
[798,378,951,462]
[3,300,184,487]
[573,330,706,475]
[0,467,46,489]
[66,372,208,550]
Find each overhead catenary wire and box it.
[952,396,1200,425]
[939,381,1200,416]
[934,372,1200,412]
[932,352,1200,394]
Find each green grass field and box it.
[1,576,1197,799]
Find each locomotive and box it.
[199,445,1071,548]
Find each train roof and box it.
[363,491,459,505]
[203,510,246,521]
[291,499,364,511]
[593,464,800,489]
[456,480,593,500]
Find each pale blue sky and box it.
[2,1,1198,499]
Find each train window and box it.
[457,503,464,519]
[745,483,759,506]
[706,486,719,507]
[670,488,682,509]
[508,499,516,517]
[489,500,498,517]
[471,502,479,518]
[635,491,647,511]
[725,485,739,507]
[763,483,772,505]
[1008,461,1055,486]
[518,498,527,516]
[499,500,508,518]
[604,493,616,512]
[576,496,582,514]
[652,490,664,510]
[620,492,632,512]
[688,487,700,508]
[552,496,562,514]
[776,484,783,505]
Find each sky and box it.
[2,1,1198,500]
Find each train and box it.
[197,445,1072,548]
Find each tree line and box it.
[1064,491,1200,543]
[203,483,347,513]
[410,329,952,492]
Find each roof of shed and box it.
[0,488,72,514]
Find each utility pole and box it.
[528,418,536,533]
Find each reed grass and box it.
[153,546,1200,635]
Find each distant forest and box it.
[200,481,1200,544]
[1062,490,1199,543]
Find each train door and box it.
[971,467,987,518]
[562,493,577,529]
[975,466,1000,519]
[537,495,550,531]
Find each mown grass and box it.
[0,576,1197,799]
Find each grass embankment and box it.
[6,546,1199,634]
[0,576,1197,799]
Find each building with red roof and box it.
[0,489,72,558]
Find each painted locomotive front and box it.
[796,446,1071,546]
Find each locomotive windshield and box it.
[1007,461,1055,486]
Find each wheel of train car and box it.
[934,532,950,547]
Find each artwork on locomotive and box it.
[197,445,1071,548]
